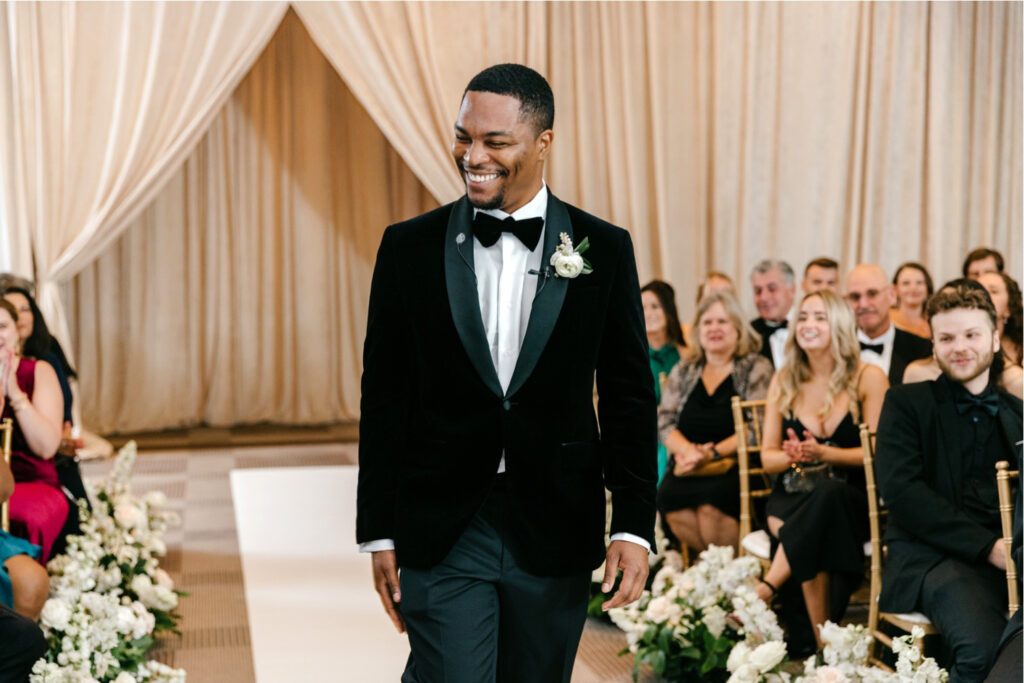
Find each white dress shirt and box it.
[857,324,896,376]
[360,183,648,553]
[765,322,790,369]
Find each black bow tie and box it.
[954,390,1000,417]
[860,341,885,355]
[472,213,544,251]
[763,321,787,338]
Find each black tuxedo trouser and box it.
[399,479,591,683]
[918,557,1007,683]
[0,602,47,683]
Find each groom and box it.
[357,64,657,682]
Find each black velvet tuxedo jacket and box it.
[356,193,658,577]
[888,328,933,386]
[875,376,1023,612]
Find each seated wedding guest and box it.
[903,279,1024,399]
[657,291,773,552]
[977,272,1023,365]
[876,282,1021,683]
[963,247,1005,280]
[3,287,89,551]
[682,271,735,346]
[0,455,48,620]
[642,280,687,483]
[751,260,797,369]
[0,601,47,681]
[845,264,932,386]
[755,290,889,650]
[801,257,840,294]
[0,299,67,562]
[890,262,934,339]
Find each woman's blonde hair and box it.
[770,290,862,423]
[685,290,762,364]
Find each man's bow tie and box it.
[763,321,787,338]
[472,213,544,251]
[954,390,1000,417]
[859,341,885,355]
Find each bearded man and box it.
[875,281,1023,682]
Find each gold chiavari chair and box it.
[731,397,772,564]
[995,460,1019,617]
[1,417,13,533]
[862,423,937,669]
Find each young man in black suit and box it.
[845,264,932,386]
[357,64,657,683]
[875,282,1023,682]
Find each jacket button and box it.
[502,400,512,411]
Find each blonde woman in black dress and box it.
[756,290,888,649]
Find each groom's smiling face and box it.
[452,91,552,213]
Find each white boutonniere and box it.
[550,232,593,278]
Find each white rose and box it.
[749,640,787,673]
[551,252,584,278]
[643,595,677,624]
[147,537,167,556]
[113,673,136,683]
[150,584,178,611]
[811,666,851,683]
[114,504,141,530]
[727,641,751,673]
[154,568,174,590]
[40,598,72,631]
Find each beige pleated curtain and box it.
[1,2,1019,433]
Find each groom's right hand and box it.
[372,550,406,633]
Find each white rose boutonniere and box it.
[550,232,593,278]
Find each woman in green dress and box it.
[641,281,686,483]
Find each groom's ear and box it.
[535,129,554,161]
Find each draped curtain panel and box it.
[0,0,288,364]
[64,11,436,433]
[297,0,1021,315]
[21,1,1021,432]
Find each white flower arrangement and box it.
[608,545,782,681]
[798,624,948,683]
[549,232,592,278]
[31,441,186,682]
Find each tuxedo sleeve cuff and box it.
[359,539,395,553]
[610,532,651,552]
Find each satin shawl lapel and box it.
[505,194,571,398]
[444,197,502,397]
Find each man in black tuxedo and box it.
[749,259,796,368]
[876,282,1022,682]
[845,264,932,386]
[357,64,657,683]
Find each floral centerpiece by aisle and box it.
[791,623,947,683]
[608,545,784,682]
[31,441,187,683]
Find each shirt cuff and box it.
[609,532,651,552]
[358,539,395,553]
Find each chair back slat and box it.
[1,417,13,533]
[732,397,769,553]
[995,461,1020,617]
[861,423,884,638]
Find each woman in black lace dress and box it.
[756,290,889,649]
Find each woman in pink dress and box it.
[0,299,66,562]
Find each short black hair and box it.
[463,64,554,135]
[962,247,1004,277]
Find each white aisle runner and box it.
[231,466,409,682]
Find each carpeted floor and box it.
[81,444,652,682]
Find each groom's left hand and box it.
[599,540,649,611]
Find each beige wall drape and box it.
[44,2,1022,433]
[0,1,288,362]
[64,11,435,433]
[297,1,1021,313]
